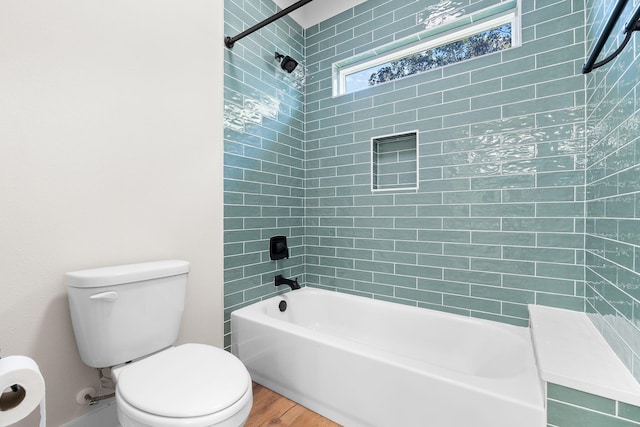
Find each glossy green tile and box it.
[505,274,575,294]
[416,204,469,217]
[395,240,443,255]
[418,278,469,295]
[419,230,470,243]
[502,218,575,232]
[443,218,500,231]
[548,384,616,415]
[395,217,442,229]
[471,203,535,217]
[504,246,575,263]
[501,302,529,319]
[443,294,501,314]
[620,402,640,424]
[443,190,501,204]
[537,202,585,217]
[537,232,584,249]
[444,243,501,258]
[472,231,536,246]
[395,263,442,280]
[471,56,534,84]
[547,400,640,427]
[537,293,584,311]
[502,187,576,203]
[471,258,535,275]
[537,262,584,281]
[418,254,469,269]
[374,272,417,288]
[355,280,394,296]
[472,86,535,110]
[444,269,501,286]
[471,284,535,304]
[471,174,535,190]
[395,287,442,304]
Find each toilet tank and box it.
[66,260,189,368]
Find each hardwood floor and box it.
[246,382,342,427]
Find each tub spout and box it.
[275,274,300,290]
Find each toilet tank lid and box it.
[65,260,189,288]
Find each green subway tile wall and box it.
[547,384,640,427]
[223,0,640,423]
[223,0,305,348]
[304,0,586,326]
[585,0,640,381]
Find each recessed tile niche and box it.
[371,131,418,192]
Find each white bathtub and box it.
[231,287,545,427]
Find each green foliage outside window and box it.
[365,24,512,87]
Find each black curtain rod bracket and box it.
[583,0,640,73]
[225,0,314,49]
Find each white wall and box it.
[273,0,367,28]
[0,1,224,425]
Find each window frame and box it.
[333,1,521,97]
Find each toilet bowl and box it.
[113,344,252,427]
[66,260,253,427]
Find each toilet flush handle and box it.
[89,291,119,302]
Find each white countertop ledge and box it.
[529,305,640,406]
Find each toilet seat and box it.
[114,343,253,427]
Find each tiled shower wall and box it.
[304,0,586,326]
[222,0,640,423]
[585,0,640,381]
[223,0,640,376]
[547,384,640,427]
[223,0,305,348]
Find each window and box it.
[333,1,520,96]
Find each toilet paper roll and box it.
[0,356,46,427]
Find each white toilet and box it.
[66,260,252,427]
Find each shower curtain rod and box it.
[583,0,640,73]
[224,0,314,49]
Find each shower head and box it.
[275,52,298,73]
